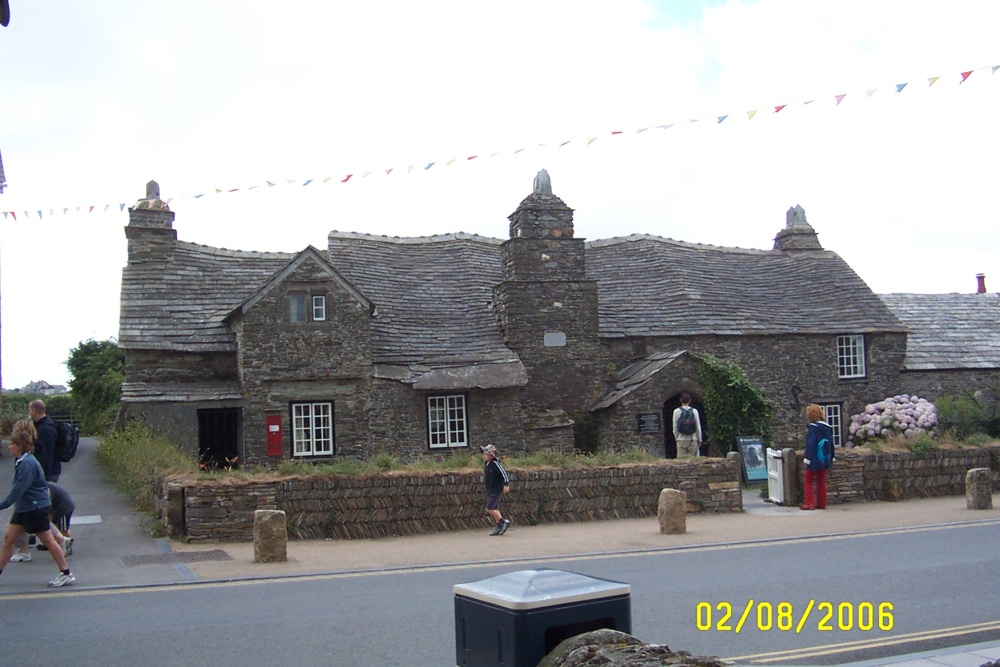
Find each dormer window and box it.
[289,295,307,322]
[312,295,326,321]
[288,294,326,323]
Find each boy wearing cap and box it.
[480,445,511,536]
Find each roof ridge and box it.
[328,230,504,245]
[585,233,771,254]
[174,240,296,259]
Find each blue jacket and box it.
[0,452,53,513]
[804,421,834,471]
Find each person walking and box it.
[48,482,75,555]
[801,403,834,510]
[29,399,61,482]
[8,419,37,562]
[0,431,76,587]
[480,445,511,536]
[672,392,703,458]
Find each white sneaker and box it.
[9,552,31,562]
[48,572,76,588]
[61,537,73,556]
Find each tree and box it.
[66,338,125,433]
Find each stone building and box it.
[118,175,987,467]
[880,282,1000,401]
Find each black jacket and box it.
[483,458,510,495]
[33,415,61,481]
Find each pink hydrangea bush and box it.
[847,394,937,445]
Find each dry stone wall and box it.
[165,458,742,541]
[793,445,1000,504]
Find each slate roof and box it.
[590,350,687,411]
[586,235,906,336]
[879,293,1000,370]
[325,232,526,388]
[120,221,908,389]
[119,241,294,351]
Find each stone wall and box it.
[791,444,1000,504]
[599,331,908,451]
[163,457,742,541]
[235,256,374,465]
[900,368,1000,404]
[368,381,527,459]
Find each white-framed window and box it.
[288,294,307,323]
[837,334,866,378]
[428,394,468,449]
[312,295,327,321]
[289,294,327,323]
[291,402,334,457]
[820,403,843,447]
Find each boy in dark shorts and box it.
[47,482,75,555]
[481,445,511,536]
[0,432,76,587]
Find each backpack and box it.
[53,420,80,463]
[815,437,830,467]
[676,407,697,435]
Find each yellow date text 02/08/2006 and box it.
[695,600,894,633]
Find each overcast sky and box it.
[1,1,998,389]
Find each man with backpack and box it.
[672,392,703,458]
[28,400,61,482]
[801,403,834,510]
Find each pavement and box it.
[2,437,999,667]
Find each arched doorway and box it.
[663,393,707,458]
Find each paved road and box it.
[1,437,998,667]
[2,522,998,666]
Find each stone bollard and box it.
[165,483,186,539]
[254,509,288,563]
[965,468,993,510]
[657,488,687,534]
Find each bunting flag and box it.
[3,63,997,222]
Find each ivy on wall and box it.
[695,353,775,456]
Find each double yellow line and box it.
[727,619,1000,663]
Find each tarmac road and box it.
[1,437,998,667]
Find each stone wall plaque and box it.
[637,413,661,434]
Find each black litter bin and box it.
[454,569,631,667]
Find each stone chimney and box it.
[493,170,603,416]
[773,204,823,251]
[125,180,176,262]
[977,273,987,294]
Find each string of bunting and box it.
[3,64,997,222]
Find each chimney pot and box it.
[976,273,987,294]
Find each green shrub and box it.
[695,353,774,455]
[95,421,197,512]
[906,436,938,455]
[573,412,600,454]
[935,385,1000,439]
[965,432,994,446]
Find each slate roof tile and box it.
[586,235,905,336]
[879,293,1000,369]
[120,228,908,368]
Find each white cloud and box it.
[1,0,997,387]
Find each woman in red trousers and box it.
[801,404,834,510]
